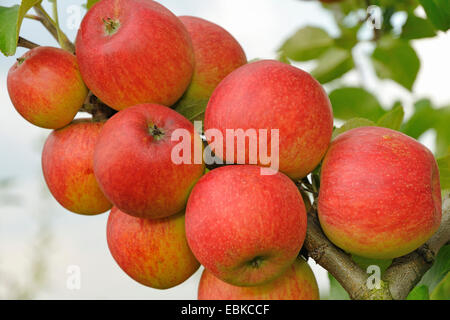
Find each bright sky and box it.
[0,0,449,299]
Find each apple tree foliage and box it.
[0,0,449,300]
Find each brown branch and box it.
[79,92,117,122]
[17,37,39,50]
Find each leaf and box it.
[329,87,385,121]
[437,154,450,190]
[86,0,100,9]
[377,105,405,130]
[401,99,437,139]
[407,285,430,300]
[401,14,436,40]
[280,26,334,62]
[311,47,354,84]
[0,1,42,56]
[371,37,420,91]
[419,0,450,31]
[418,245,450,292]
[332,118,376,139]
[328,273,350,300]
[430,272,450,300]
[174,98,209,122]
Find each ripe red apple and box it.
[318,126,442,259]
[7,46,88,129]
[204,60,333,179]
[94,104,205,219]
[107,207,200,289]
[174,16,247,119]
[75,0,194,111]
[42,119,112,215]
[198,258,319,300]
[185,165,307,286]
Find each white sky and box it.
[0,0,449,299]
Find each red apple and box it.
[318,126,442,259]
[7,46,88,129]
[107,207,200,289]
[198,258,320,300]
[94,104,205,219]
[204,60,333,179]
[174,16,247,119]
[42,119,112,215]
[75,0,194,111]
[185,165,307,286]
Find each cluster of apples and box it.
[6,0,442,300]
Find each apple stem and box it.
[103,18,120,36]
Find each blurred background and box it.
[0,0,449,299]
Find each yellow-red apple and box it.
[107,207,200,289]
[42,119,112,215]
[7,46,88,129]
[185,165,307,286]
[318,126,442,259]
[198,258,319,300]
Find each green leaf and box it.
[401,99,437,139]
[280,26,334,62]
[174,98,209,122]
[430,272,450,300]
[86,0,100,9]
[329,87,385,121]
[371,37,420,91]
[401,14,437,40]
[332,118,376,140]
[311,47,354,84]
[0,1,42,56]
[437,154,450,190]
[328,273,350,300]
[419,0,450,31]
[407,285,430,300]
[418,245,450,292]
[377,105,405,130]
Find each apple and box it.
[185,165,307,286]
[204,60,333,179]
[107,207,200,289]
[318,126,442,259]
[42,119,112,215]
[93,103,205,219]
[75,0,194,111]
[198,258,320,300]
[7,46,88,129]
[174,16,247,119]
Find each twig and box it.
[17,37,39,50]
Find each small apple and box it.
[198,258,320,300]
[94,104,205,219]
[174,16,247,120]
[7,46,88,129]
[318,126,442,259]
[42,119,112,215]
[185,165,307,286]
[204,60,333,179]
[75,0,194,110]
[107,207,200,289]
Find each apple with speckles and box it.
[42,119,112,215]
[318,126,442,259]
[7,46,88,129]
[204,60,333,179]
[93,103,205,219]
[107,207,200,289]
[198,258,320,300]
[75,0,194,111]
[185,165,307,286]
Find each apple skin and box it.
[185,165,307,286]
[7,46,88,129]
[93,104,205,219]
[198,258,319,300]
[107,207,200,289]
[75,0,194,111]
[42,119,112,215]
[174,16,247,118]
[318,126,442,259]
[204,60,333,179]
